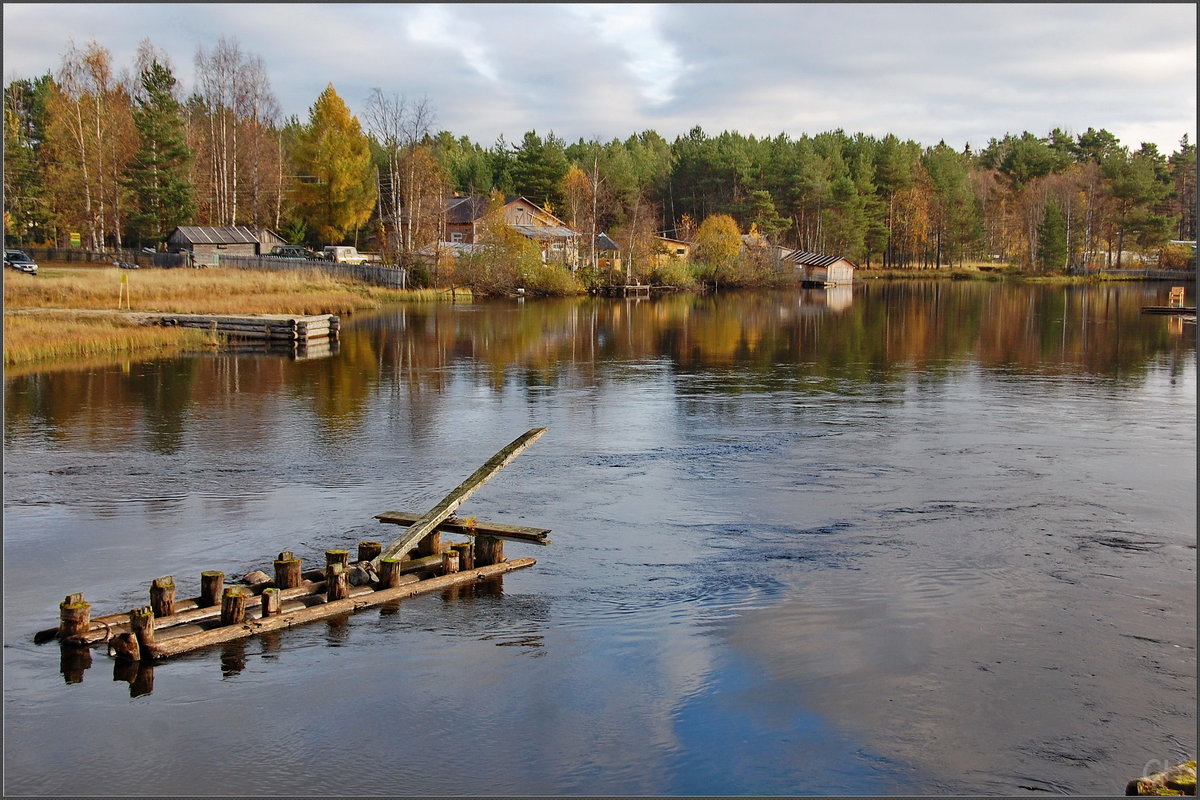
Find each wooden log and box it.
[150,576,176,617]
[475,536,505,567]
[326,549,350,569]
[375,510,551,545]
[261,588,281,617]
[109,632,141,662]
[128,606,156,652]
[378,558,402,588]
[373,427,547,567]
[442,550,460,575]
[149,558,537,659]
[415,531,442,558]
[274,552,302,589]
[58,594,91,640]
[326,563,349,601]
[452,542,474,571]
[200,571,224,607]
[220,587,249,625]
[357,541,382,562]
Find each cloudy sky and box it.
[3,3,1195,154]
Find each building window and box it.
[450,232,464,243]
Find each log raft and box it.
[35,428,551,667]
[155,313,340,342]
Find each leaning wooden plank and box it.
[148,558,536,659]
[372,428,547,567]
[375,511,551,545]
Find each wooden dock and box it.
[35,429,550,686]
[156,313,339,342]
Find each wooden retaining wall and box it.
[156,313,339,342]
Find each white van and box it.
[322,246,369,265]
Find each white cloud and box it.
[406,4,499,84]
[564,4,687,107]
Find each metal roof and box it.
[510,224,579,241]
[783,250,844,267]
[169,226,271,245]
[596,233,620,251]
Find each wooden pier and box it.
[156,313,340,342]
[35,429,550,682]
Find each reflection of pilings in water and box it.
[59,644,92,684]
[220,640,247,677]
[112,659,154,697]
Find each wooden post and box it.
[200,571,224,607]
[220,586,249,625]
[452,542,474,570]
[261,587,281,617]
[274,552,302,589]
[475,536,505,567]
[129,606,156,653]
[442,550,460,575]
[373,427,548,566]
[378,558,402,588]
[357,541,382,562]
[416,531,442,558]
[58,594,91,640]
[150,576,176,617]
[326,562,349,601]
[326,549,349,570]
[109,632,141,662]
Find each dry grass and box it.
[3,264,468,369]
[4,312,216,368]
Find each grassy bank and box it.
[3,264,467,369]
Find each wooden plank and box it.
[372,428,547,566]
[148,558,536,659]
[374,511,551,545]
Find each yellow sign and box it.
[69,232,81,247]
[120,273,128,284]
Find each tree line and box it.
[5,36,1195,282]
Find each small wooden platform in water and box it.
[35,429,550,682]
[1140,306,1197,315]
[155,313,339,342]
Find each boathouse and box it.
[784,250,857,285]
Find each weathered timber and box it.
[148,559,535,659]
[372,427,547,568]
[128,607,156,652]
[357,541,382,562]
[262,588,282,616]
[199,571,224,607]
[274,552,303,589]
[452,542,474,570]
[150,576,176,617]
[442,550,460,574]
[375,510,551,545]
[415,531,442,558]
[58,595,91,640]
[221,587,249,625]
[475,537,505,567]
[326,563,349,601]
[378,558,402,588]
[109,632,141,662]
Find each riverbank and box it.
[3,264,467,369]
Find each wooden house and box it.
[443,195,581,268]
[653,236,691,267]
[783,250,857,285]
[166,226,285,267]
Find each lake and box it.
[3,281,1195,796]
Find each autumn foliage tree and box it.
[291,84,376,245]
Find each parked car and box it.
[4,249,38,275]
[267,245,320,260]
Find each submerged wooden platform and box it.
[155,313,339,342]
[1140,306,1197,315]
[36,429,551,678]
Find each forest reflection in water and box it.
[2,280,1195,797]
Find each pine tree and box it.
[123,60,195,245]
[1037,201,1067,271]
[292,84,376,244]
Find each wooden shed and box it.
[783,250,857,285]
[595,232,622,271]
[166,226,285,267]
[654,236,691,267]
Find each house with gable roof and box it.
[443,195,581,268]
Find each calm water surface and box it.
[3,282,1195,796]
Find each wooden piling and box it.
[58,594,91,640]
[199,571,224,607]
[475,536,504,567]
[357,541,382,562]
[326,562,349,601]
[442,550,460,575]
[109,632,141,662]
[220,586,249,625]
[150,576,176,617]
[274,552,302,589]
[326,549,350,569]
[128,606,156,653]
[378,558,402,588]
[416,532,442,558]
[452,542,474,570]
[261,587,281,617]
